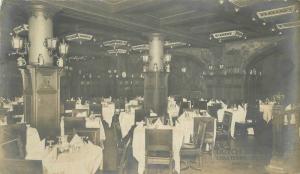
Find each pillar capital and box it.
[148,33,164,42]
[27,3,59,20]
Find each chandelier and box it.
[276,20,300,30]
[164,41,188,49]
[103,40,128,48]
[107,49,128,55]
[256,5,297,19]
[209,30,246,42]
[131,44,149,52]
[13,24,29,34]
[65,33,93,44]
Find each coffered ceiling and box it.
[2,0,300,48]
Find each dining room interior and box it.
[0,0,300,174]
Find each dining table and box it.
[42,141,103,174]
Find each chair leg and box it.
[169,160,173,174]
[190,156,202,171]
[180,160,190,171]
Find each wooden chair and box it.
[0,124,27,159]
[200,117,216,159]
[145,129,173,174]
[72,109,89,117]
[217,111,232,141]
[64,101,76,110]
[118,137,132,174]
[180,120,207,170]
[0,159,43,174]
[134,109,146,124]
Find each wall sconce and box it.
[58,39,69,57]
[11,35,24,51]
[44,38,57,55]
[208,65,213,70]
[142,55,149,63]
[122,72,126,78]
[181,67,186,73]
[165,64,170,73]
[164,54,172,63]
[219,64,224,69]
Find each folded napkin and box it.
[150,112,158,117]
[85,117,100,128]
[70,134,83,145]
[153,119,163,127]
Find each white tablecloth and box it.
[259,104,273,123]
[132,125,184,174]
[226,107,246,137]
[119,111,135,138]
[43,142,103,174]
[102,103,115,127]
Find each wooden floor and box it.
[100,135,274,174]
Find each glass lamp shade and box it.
[122,72,126,78]
[165,64,170,72]
[59,40,69,56]
[181,67,186,73]
[142,55,149,63]
[164,54,172,63]
[45,38,58,49]
[11,35,23,50]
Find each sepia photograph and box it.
[0,0,299,174]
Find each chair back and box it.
[223,111,232,131]
[90,104,101,114]
[64,117,86,131]
[64,101,76,110]
[135,109,146,123]
[145,129,172,153]
[0,124,27,159]
[118,137,132,174]
[72,109,89,117]
[193,118,207,147]
[0,159,43,174]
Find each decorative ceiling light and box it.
[142,55,149,63]
[11,35,24,51]
[107,49,127,55]
[131,44,149,52]
[276,20,300,30]
[181,67,187,73]
[164,41,188,48]
[164,54,172,63]
[210,30,244,42]
[256,5,297,19]
[65,33,93,44]
[228,0,260,7]
[103,40,128,48]
[58,39,69,57]
[13,24,29,34]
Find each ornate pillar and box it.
[28,5,54,66]
[144,33,168,115]
[20,4,60,139]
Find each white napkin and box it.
[150,112,158,117]
[70,134,83,145]
[153,119,163,127]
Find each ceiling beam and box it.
[38,0,217,47]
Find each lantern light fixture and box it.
[58,39,69,57]
[11,34,24,51]
[164,54,172,63]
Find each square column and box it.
[20,65,61,139]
